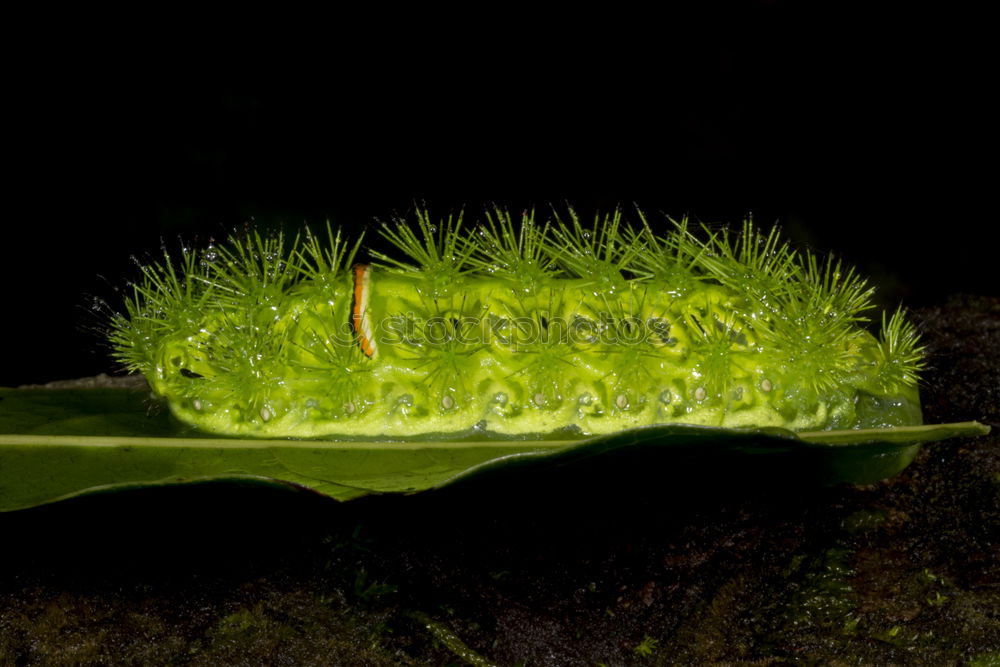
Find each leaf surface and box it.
[0,388,989,512]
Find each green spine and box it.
[109,209,925,438]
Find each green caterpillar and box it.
[110,208,925,439]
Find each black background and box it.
[4,5,993,386]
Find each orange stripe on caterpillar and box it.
[352,264,377,358]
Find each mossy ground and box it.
[2,295,998,665]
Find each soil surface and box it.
[2,295,998,666]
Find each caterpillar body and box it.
[110,209,925,439]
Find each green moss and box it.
[970,652,1000,667]
[840,508,888,535]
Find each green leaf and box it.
[0,387,989,512]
